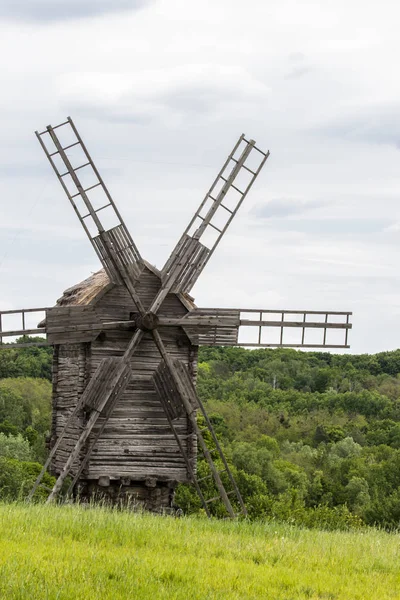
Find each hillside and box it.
[1,342,400,528]
[1,503,399,600]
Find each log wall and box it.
[50,266,198,510]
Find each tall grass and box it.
[0,503,399,599]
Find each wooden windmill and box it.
[0,118,352,517]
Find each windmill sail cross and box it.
[1,118,353,518]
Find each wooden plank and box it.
[236,343,351,348]
[0,307,48,315]
[239,319,352,330]
[153,360,185,421]
[195,307,352,316]
[0,328,46,337]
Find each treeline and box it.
[0,340,52,381]
[1,342,400,528]
[176,347,400,529]
[0,342,54,500]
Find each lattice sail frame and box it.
[35,117,143,285]
[161,135,269,294]
[180,308,352,349]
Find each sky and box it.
[1,0,400,354]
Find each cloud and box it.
[2,0,400,354]
[0,0,150,22]
[251,198,393,236]
[251,198,325,219]
[55,66,270,124]
[265,217,391,236]
[285,54,313,79]
[0,164,48,178]
[316,104,400,148]
[285,65,313,80]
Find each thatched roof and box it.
[53,263,196,310]
[56,269,111,307]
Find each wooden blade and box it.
[180,308,353,349]
[153,357,196,421]
[46,357,132,503]
[0,307,48,347]
[36,117,144,289]
[152,351,246,518]
[68,303,353,350]
[161,134,269,295]
[28,356,131,501]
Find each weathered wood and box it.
[181,308,352,348]
[43,264,353,509]
[0,305,47,339]
[46,357,132,502]
[28,120,353,514]
[160,135,269,295]
[153,359,187,420]
[76,269,195,486]
[37,117,143,285]
[150,337,245,517]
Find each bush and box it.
[0,433,33,461]
[0,457,55,501]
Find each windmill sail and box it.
[153,358,247,517]
[0,308,48,347]
[179,308,352,348]
[161,135,269,294]
[36,117,143,286]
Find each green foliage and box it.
[0,458,55,501]
[0,433,33,461]
[190,346,400,529]
[0,377,52,463]
[0,377,52,434]
[0,340,52,380]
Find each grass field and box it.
[0,504,399,599]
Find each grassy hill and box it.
[1,503,399,600]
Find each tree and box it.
[0,433,32,461]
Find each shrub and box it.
[0,433,33,461]
[0,457,55,501]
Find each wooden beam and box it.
[0,307,48,344]
[239,319,352,330]
[231,343,351,348]
[0,307,48,315]
[0,328,46,338]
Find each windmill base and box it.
[71,477,178,512]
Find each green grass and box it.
[0,504,399,599]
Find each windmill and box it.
[0,118,352,517]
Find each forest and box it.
[1,340,400,530]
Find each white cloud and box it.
[0,0,150,22]
[55,65,270,124]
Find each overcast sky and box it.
[1,0,400,354]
